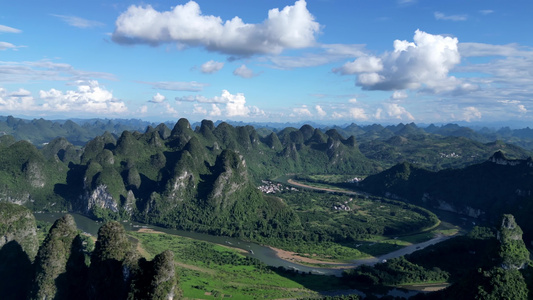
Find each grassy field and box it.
[129,231,352,299]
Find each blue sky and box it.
[1,0,532,125]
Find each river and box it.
[34,211,462,277]
[33,180,474,298]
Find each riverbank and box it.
[267,246,351,268]
[137,228,164,234]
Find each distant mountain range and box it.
[3,115,533,151]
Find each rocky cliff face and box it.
[85,184,119,214]
[22,158,46,188]
[0,191,32,206]
[0,202,38,259]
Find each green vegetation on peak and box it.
[0,203,36,299]
[30,214,78,300]
[0,212,180,300]
[92,221,132,263]
[498,214,529,270]
[197,119,216,142]
[155,123,171,139]
[0,202,38,259]
[41,137,81,164]
[89,221,137,299]
[132,249,180,300]
[262,132,282,150]
[299,124,315,141]
[170,118,193,145]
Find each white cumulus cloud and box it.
[374,108,383,119]
[233,65,257,78]
[178,90,263,117]
[39,80,127,113]
[200,60,224,74]
[349,107,368,120]
[209,104,222,116]
[315,105,327,117]
[335,30,463,94]
[292,105,312,117]
[149,92,166,103]
[112,0,320,57]
[164,103,178,116]
[391,91,408,100]
[0,88,37,111]
[331,112,344,119]
[223,90,250,117]
[383,103,415,120]
[0,81,127,115]
[193,104,207,115]
[461,106,482,122]
[333,56,383,75]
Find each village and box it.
[257,180,298,194]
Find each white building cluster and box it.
[257,180,298,194]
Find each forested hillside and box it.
[2,117,532,244]
[361,151,533,242]
[0,118,389,246]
